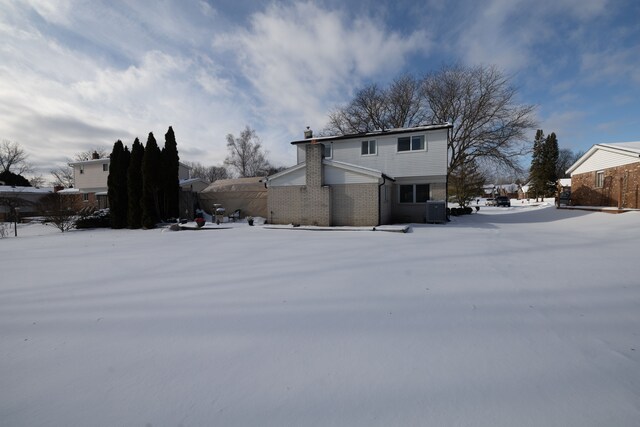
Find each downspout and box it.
[377,176,387,226]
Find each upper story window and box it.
[595,171,604,188]
[79,166,84,174]
[103,164,109,172]
[361,140,377,156]
[397,135,426,152]
[323,144,332,159]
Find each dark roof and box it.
[290,123,452,145]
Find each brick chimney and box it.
[92,151,100,159]
[305,143,324,188]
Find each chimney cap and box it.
[304,127,313,139]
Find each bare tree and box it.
[28,175,47,188]
[185,161,229,183]
[74,148,109,161]
[0,140,31,175]
[423,64,537,174]
[38,192,79,232]
[556,148,584,178]
[50,164,75,187]
[224,126,271,177]
[325,74,428,134]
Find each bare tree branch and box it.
[0,140,31,175]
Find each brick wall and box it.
[331,183,379,226]
[571,162,640,208]
[267,144,331,226]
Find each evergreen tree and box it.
[107,140,129,228]
[127,138,144,229]
[142,133,161,229]
[542,132,559,196]
[0,170,31,187]
[529,129,546,200]
[162,126,180,219]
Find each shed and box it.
[198,177,268,218]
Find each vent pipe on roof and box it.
[304,127,313,139]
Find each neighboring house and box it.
[0,185,53,221]
[557,178,571,193]
[265,124,452,226]
[517,183,530,199]
[69,153,192,209]
[566,141,640,208]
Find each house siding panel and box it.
[572,149,639,174]
[329,129,448,178]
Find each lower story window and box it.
[399,184,430,203]
[83,193,89,202]
[595,171,604,188]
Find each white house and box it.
[265,124,452,226]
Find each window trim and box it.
[397,135,427,153]
[323,143,332,159]
[361,140,377,156]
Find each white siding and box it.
[74,161,109,191]
[294,129,447,178]
[572,149,640,175]
[268,166,306,186]
[324,165,379,185]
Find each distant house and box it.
[566,142,640,208]
[265,124,452,226]
[0,185,53,221]
[69,152,192,209]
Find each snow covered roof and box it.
[265,159,393,184]
[0,185,52,194]
[558,178,571,187]
[290,123,453,145]
[599,141,640,155]
[56,188,80,194]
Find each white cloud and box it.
[581,45,640,84]
[214,1,429,140]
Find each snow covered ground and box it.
[1,204,639,426]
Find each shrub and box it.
[76,208,111,229]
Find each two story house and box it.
[265,124,452,226]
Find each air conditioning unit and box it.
[426,200,447,224]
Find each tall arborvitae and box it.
[108,140,129,228]
[542,132,559,196]
[142,132,162,229]
[529,129,546,200]
[162,126,180,219]
[127,138,144,228]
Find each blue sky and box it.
[1,0,639,177]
